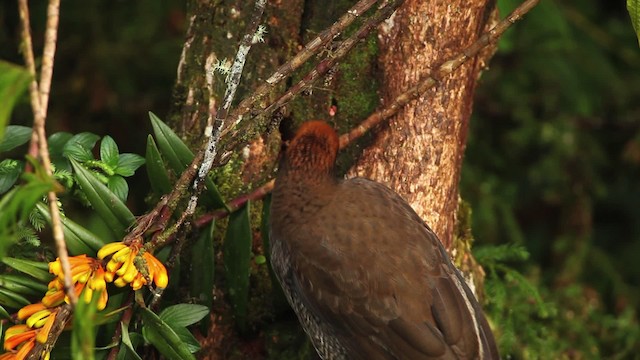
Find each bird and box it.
[269,120,499,360]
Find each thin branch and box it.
[341,0,541,147]
[176,0,267,225]
[18,0,76,307]
[222,0,379,136]
[224,0,405,147]
[195,0,541,227]
[38,0,60,116]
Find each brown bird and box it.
[269,121,499,359]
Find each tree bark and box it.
[350,0,497,249]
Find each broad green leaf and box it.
[36,202,106,255]
[0,125,32,153]
[0,177,52,258]
[223,203,252,333]
[115,153,145,177]
[72,288,99,360]
[120,322,143,360]
[71,159,134,237]
[149,112,226,209]
[0,287,30,308]
[100,136,119,167]
[63,133,100,162]
[159,304,209,328]
[1,257,52,282]
[107,175,129,202]
[49,131,74,170]
[145,135,172,195]
[189,222,215,330]
[140,307,196,360]
[171,327,201,353]
[0,274,48,296]
[0,159,23,194]
[0,61,31,140]
[629,0,640,46]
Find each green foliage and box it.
[628,0,640,45]
[223,203,253,334]
[464,0,640,357]
[140,307,197,360]
[72,288,100,360]
[0,61,31,140]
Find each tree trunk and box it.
[350,0,497,249]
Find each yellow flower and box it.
[97,242,168,290]
[47,256,110,310]
[36,309,57,344]
[17,303,46,321]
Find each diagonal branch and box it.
[222,0,379,136]
[195,0,542,227]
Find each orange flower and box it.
[47,255,110,309]
[3,325,36,351]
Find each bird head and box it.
[280,120,339,177]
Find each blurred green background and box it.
[1,0,639,357]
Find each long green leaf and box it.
[120,322,143,360]
[0,287,31,308]
[145,135,172,195]
[36,202,106,256]
[190,222,215,318]
[0,274,47,296]
[0,61,31,140]
[223,203,252,333]
[140,307,195,360]
[72,288,99,360]
[629,0,640,46]
[159,304,209,328]
[0,305,10,319]
[148,112,226,209]
[1,257,52,282]
[71,159,134,237]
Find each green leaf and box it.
[115,153,145,177]
[107,175,129,202]
[0,287,30,308]
[159,304,209,328]
[171,327,201,353]
[0,305,10,319]
[0,274,48,296]
[120,322,143,360]
[36,202,106,256]
[1,257,52,282]
[0,159,23,194]
[100,136,120,168]
[629,0,640,46]
[0,177,53,258]
[223,203,252,333]
[63,132,100,162]
[145,135,172,195]
[0,125,32,153]
[190,222,215,328]
[71,159,134,237]
[149,112,226,209]
[72,288,99,360]
[0,61,31,141]
[140,307,196,360]
[49,132,74,171]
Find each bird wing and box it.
[287,178,493,359]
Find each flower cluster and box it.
[2,242,168,359]
[98,242,168,290]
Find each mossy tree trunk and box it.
[349,0,497,249]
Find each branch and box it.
[340,0,541,147]
[195,0,541,226]
[222,0,379,135]
[223,0,405,148]
[18,0,76,308]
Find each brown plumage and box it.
[269,121,499,359]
